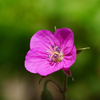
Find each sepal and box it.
[63,69,72,77]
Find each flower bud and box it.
[41,88,53,100]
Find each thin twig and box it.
[44,80,63,93]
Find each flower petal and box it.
[54,28,74,53]
[30,30,54,50]
[62,46,76,69]
[36,61,62,76]
[25,48,48,73]
[25,48,62,76]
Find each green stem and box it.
[63,74,67,92]
[62,93,65,100]
[63,74,67,100]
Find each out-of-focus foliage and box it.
[0,0,100,100]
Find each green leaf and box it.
[77,47,90,56]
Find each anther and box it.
[56,47,60,51]
[54,54,58,58]
[52,45,54,48]
[48,55,51,58]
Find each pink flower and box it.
[25,28,76,76]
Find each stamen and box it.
[46,45,64,62]
[49,45,53,52]
[54,46,58,51]
[46,51,52,54]
[50,52,59,60]
[50,53,55,59]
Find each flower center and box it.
[46,45,64,62]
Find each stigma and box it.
[46,45,64,62]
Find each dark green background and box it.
[0,0,100,100]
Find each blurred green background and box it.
[0,0,100,100]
